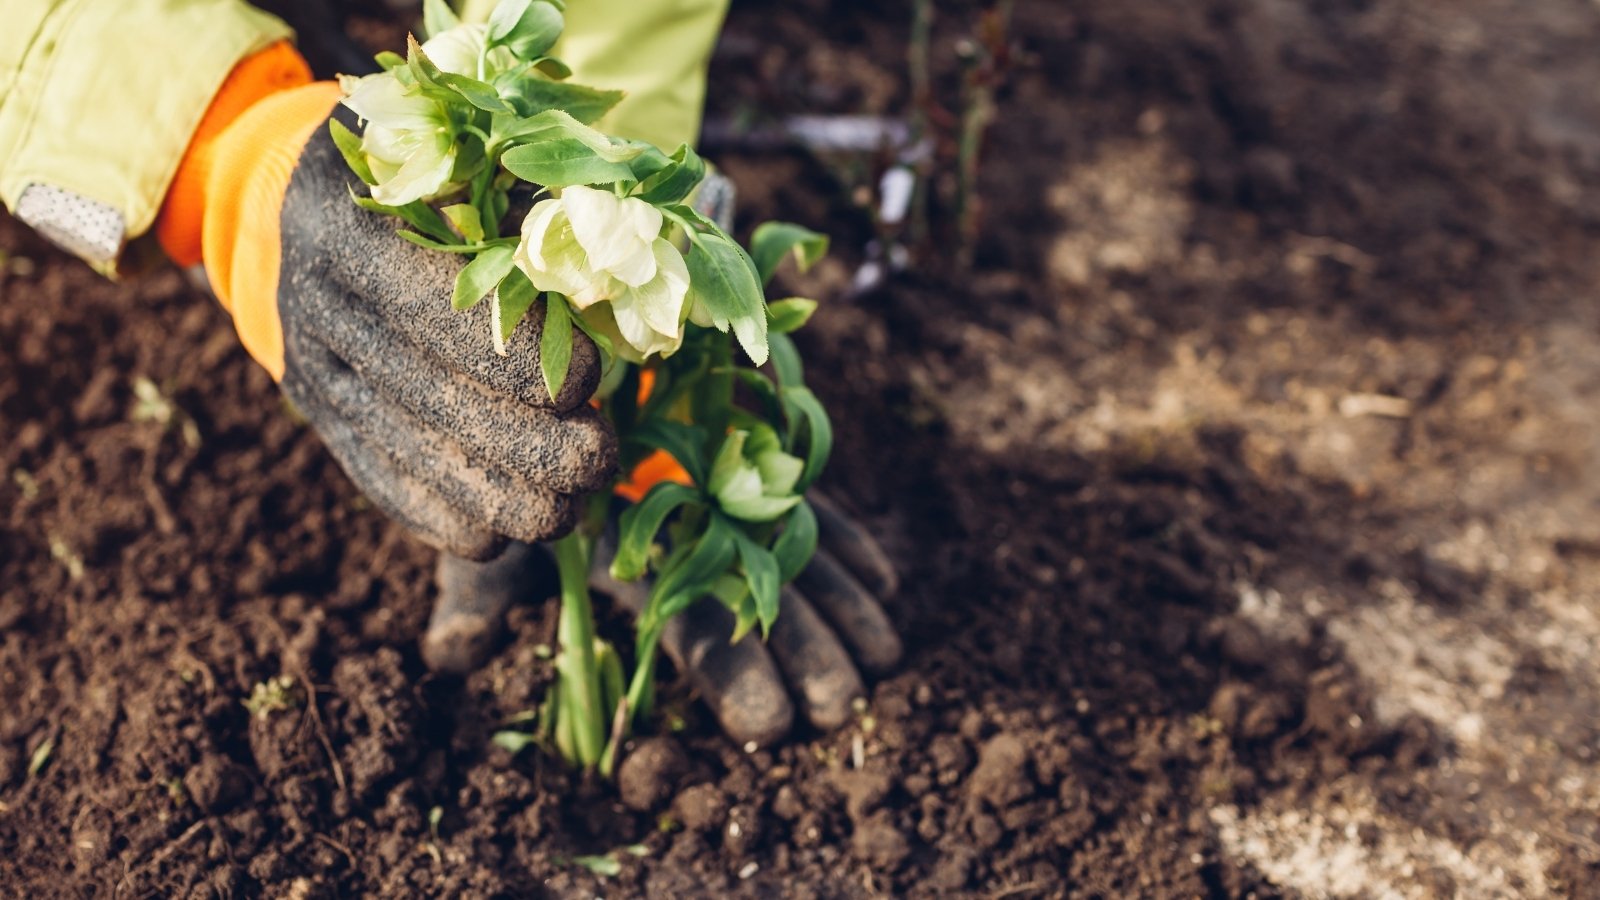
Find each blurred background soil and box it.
[5,0,1600,896]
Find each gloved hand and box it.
[425,493,903,747]
[276,107,617,561]
[149,48,615,561]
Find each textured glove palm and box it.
[277,109,617,561]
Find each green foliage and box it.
[328,119,375,185]
[451,244,515,310]
[730,527,781,637]
[495,73,623,123]
[634,144,706,204]
[539,292,573,399]
[421,0,460,38]
[332,0,840,778]
[26,737,52,778]
[494,268,540,353]
[685,234,768,366]
[780,385,833,492]
[488,0,565,58]
[772,500,819,583]
[441,203,484,243]
[612,483,701,581]
[767,297,818,334]
[243,676,300,720]
[751,222,829,285]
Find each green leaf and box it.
[422,0,461,38]
[539,292,573,400]
[329,119,376,185]
[772,500,818,583]
[396,230,487,253]
[451,245,514,311]
[611,482,701,581]
[493,268,539,354]
[652,514,739,618]
[567,854,622,878]
[489,0,564,58]
[685,233,768,366]
[534,56,572,79]
[405,33,448,92]
[635,144,706,205]
[751,222,829,285]
[495,71,622,123]
[26,736,52,778]
[567,303,615,365]
[437,71,514,114]
[492,730,537,753]
[730,527,781,638]
[441,203,484,243]
[595,638,625,722]
[501,140,635,187]
[768,331,805,388]
[374,51,406,71]
[487,0,532,39]
[352,189,457,242]
[780,385,832,492]
[624,419,710,487]
[733,368,784,427]
[730,592,759,644]
[495,109,644,161]
[767,297,818,334]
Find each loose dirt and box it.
[5,0,1600,896]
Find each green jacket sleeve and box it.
[0,0,290,273]
[461,0,729,152]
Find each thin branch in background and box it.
[956,0,1014,268]
[906,0,935,247]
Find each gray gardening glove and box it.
[425,493,902,746]
[277,108,617,564]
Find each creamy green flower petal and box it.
[518,199,597,301]
[574,303,648,365]
[371,136,456,206]
[755,448,804,497]
[514,192,693,360]
[721,493,803,523]
[633,240,689,334]
[716,467,765,509]
[421,23,488,77]
[709,428,806,522]
[611,283,682,358]
[342,69,460,205]
[344,74,438,133]
[562,186,661,286]
[708,430,748,495]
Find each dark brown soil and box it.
[7,0,1600,896]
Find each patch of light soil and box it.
[1211,789,1554,899]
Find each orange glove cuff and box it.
[156,43,339,381]
[157,42,313,267]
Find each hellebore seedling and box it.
[336,0,836,775]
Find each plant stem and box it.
[691,332,734,437]
[553,532,605,769]
[623,627,663,731]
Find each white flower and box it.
[339,26,505,207]
[708,427,804,522]
[421,23,489,77]
[514,186,691,360]
[342,73,457,206]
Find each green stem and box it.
[553,533,605,768]
[625,636,661,725]
[691,333,734,437]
